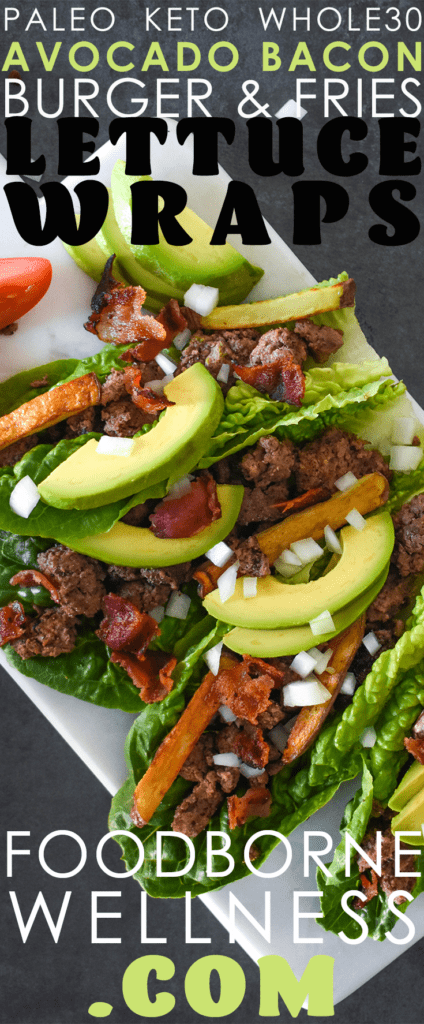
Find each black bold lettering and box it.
[317,117,368,177]
[109,118,168,176]
[379,118,421,176]
[248,117,304,177]
[177,118,235,175]
[57,117,100,176]
[131,181,191,244]
[5,117,45,176]
[292,181,349,244]
[211,181,271,245]
[3,181,108,245]
[369,180,419,245]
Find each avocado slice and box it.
[389,760,424,813]
[224,566,389,657]
[203,510,394,629]
[38,364,224,511]
[66,485,244,567]
[391,785,424,846]
[111,160,264,305]
[62,233,129,286]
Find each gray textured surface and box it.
[1,0,424,1019]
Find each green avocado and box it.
[38,364,224,511]
[389,760,424,813]
[111,160,264,304]
[203,510,394,629]
[62,232,130,286]
[224,566,389,657]
[67,484,244,567]
[391,785,424,846]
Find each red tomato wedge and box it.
[0,258,52,330]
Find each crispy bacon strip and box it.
[404,736,424,765]
[234,351,305,407]
[85,285,166,349]
[0,373,101,453]
[121,298,188,362]
[271,486,330,514]
[217,656,285,723]
[156,298,188,345]
[0,601,30,646]
[111,651,176,703]
[149,474,221,539]
[230,725,270,768]
[227,787,272,830]
[124,366,174,414]
[281,615,366,765]
[9,570,60,604]
[96,595,160,653]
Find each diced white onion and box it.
[219,704,237,723]
[165,591,191,619]
[148,375,174,394]
[324,524,342,554]
[274,559,301,578]
[239,763,265,778]
[96,436,135,456]
[203,640,223,676]
[268,724,289,752]
[164,476,192,501]
[283,678,331,708]
[149,605,165,623]
[206,541,234,568]
[9,475,40,518]
[309,610,336,636]
[345,508,366,531]
[362,631,381,656]
[290,537,323,564]
[280,549,302,566]
[243,576,257,598]
[306,647,333,675]
[335,471,358,492]
[340,671,356,696]
[391,417,416,446]
[217,561,239,603]
[360,726,377,748]
[213,752,241,768]
[173,328,191,351]
[184,283,219,317]
[389,445,422,472]
[155,352,178,375]
[290,650,318,679]
[217,363,230,384]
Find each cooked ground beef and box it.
[232,536,270,577]
[115,580,171,613]
[101,398,156,436]
[37,545,106,617]
[250,328,307,368]
[357,827,416,905]
[294,319,344,363]
[0,435,40,468]
[120,503,149,526]
[172,771,224,837]
[366,570,412,623]
[350,623,401,686]
[295,428,391,493]
[101,369,128,405]
[237,482,291,525]
[11,608,78,659]
[215,766,241,792]
[241,436,296,488]
[257,701,285,730]
[392,494,424,577]
[179,735,215,782]
[139,563,192,589]
[179,328,259,372]
[65,407,96,437]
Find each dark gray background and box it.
[1,1,424,1020]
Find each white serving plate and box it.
[1,123,423,1006]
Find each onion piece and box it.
[148,375,174,394]
[96,436,135,456]
[389,445,422,472]
[268,723,289,752]
[290,537,323,564]
[155,352,178,375]
[362,631,381,656]
[239,763,265,778]
[290,650,318,678]
[217,560,239,603]
[324,524,342,554]
[391,417,416,445]
[184,283,219,317]
[345,508,366,531]
[280,549,302,566]
[306,646,332,674]
[360,726,377,748]
[340,671,356,696]
[163,476,192,501]
[165,591,191,619]
[274,560,302,578]
[213,752,241,768]
[206,540,234,568]
[243,577,257,598]
[173,328,191,351]
[283,678,331,707]
[203,640,223,676]
[309,610,336,636]
[149,605,165,623]
[335,471,358,492]
[219,704,237,723]
[217,363,230,384]
[9,475,40,518]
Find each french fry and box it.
[201,278,355,331]
[281,614,365,765]
[0,372,101,452]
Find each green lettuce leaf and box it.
[0,358,79,414]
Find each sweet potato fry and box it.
[281,614,365,765]
[0,372,101,452]
[193,557,236,598]
[201,278,355,331]
[132,654,236,826]
[257,472,389,564]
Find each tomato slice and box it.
[0,257,52,329]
